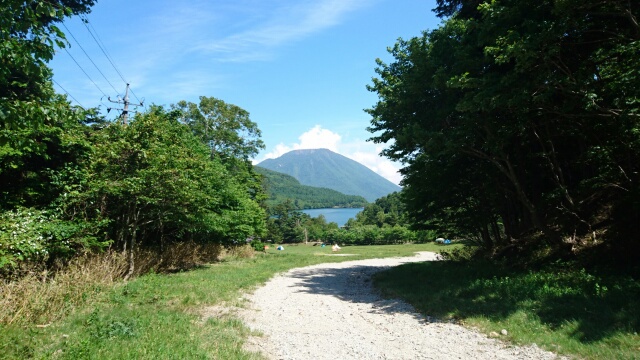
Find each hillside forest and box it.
[254,166,368,210]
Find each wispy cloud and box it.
[256,125,402,185]
[196,0,375,62]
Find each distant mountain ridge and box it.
[255,166,367,209]
[257,149,400,202]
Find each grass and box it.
[373,259,640,359]
[7,242,636,359]
[0,243,444,359]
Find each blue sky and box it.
[50,0,442,185]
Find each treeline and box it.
[1,2,267,276]
[255,166,368,209]
[367,0,640,265]
[265,193,434,245]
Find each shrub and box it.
[0,207,109,276]
[250,240,265,252]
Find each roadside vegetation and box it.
[0,244,443,359]
[366,0,640,358]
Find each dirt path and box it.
[240,252,566,360]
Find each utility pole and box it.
[108,83,143,125]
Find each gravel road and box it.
[240,252,566,360]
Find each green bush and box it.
[0,207,109,273]
[250,240,265,252]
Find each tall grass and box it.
[0,242,225,327]
[1,252,128,326]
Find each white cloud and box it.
[256,125,402,185]
[196,0,375,62]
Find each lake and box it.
[300,208,364,227]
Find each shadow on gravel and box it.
[287,264,428,322]
[372,261,640,345]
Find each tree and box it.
[1,0,95,128]
[67,106,266,277]
[1,1,96,209]
[173,96,267,205]
[172,96,264,161]
[368,0,640,259]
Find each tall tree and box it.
[1,0,96,209]
[173,96,264,161]
[368,0,640,258]
[172,96,267,203]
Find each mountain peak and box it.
[258,149,400,202]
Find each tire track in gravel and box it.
[239,252,567,360]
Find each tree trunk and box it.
[124,207,139,281]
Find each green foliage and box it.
[368,0,640,260]
[351,192,405,227]
[0,207,108,272]
[255,166,368,209]
[173,96,265,161]
[0,93,94,210]
[69,106,266,250]
[249,240,265,252]
[1,0,95,128]
[1,0,270,278]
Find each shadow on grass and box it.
[373,260,640,344]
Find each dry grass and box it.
[222,244,256,260]
[0,252,128,326]
[0,241,234,327]
[133,241,225,275]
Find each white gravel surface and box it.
[240,252,566,360]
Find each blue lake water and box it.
[300,208,364,227]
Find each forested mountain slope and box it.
[257,149,400,202]
[255,166,367,209]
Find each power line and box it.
[52,79,86,109]
[63,47,109,97]
[80,16,128,85]
[62,22,119,94]
[79,16,143,105]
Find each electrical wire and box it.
[62,22,119,94]
[80,16,128,85]
[129,88,144,106]
[52,79,86,109]
[63,47,109,98]
[79,16,143,105]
